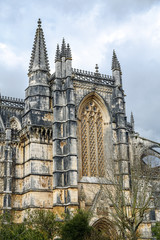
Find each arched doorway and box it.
[92,217,118,240]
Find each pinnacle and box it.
[55,39,72,60]
[37,18,41,28]
[66,43,72,60]
[61,38,66,58]
[55,44,61,62]
[112,49,122,74]
[28,19,50,75]
[130,111,134,131]
[131,112,134,123]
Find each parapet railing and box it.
[0,96,25,109]
[72,68,115,86]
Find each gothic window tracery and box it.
[80,100,105,177]
[10,117,21,140]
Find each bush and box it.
[152,222,160,239]
[60,209,92,240]
[0,210,58,240]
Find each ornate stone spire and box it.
[66,43,72,60]
[28,19,50,75]
[112,50,122,74]
[55,44,61,62]
[61,38,66,58]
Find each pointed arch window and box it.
[80,100,105,177]
[10,117,21,140]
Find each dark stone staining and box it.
[8,195,11,207]
[54,157,63,171]
[3,195,7,207]
[25,110,52,126]
[53,123,62,139]
[64,172,70,186]
[150,210,156,221]
[57,194,61,204]
[56,173,62,187]
[4,162,7,175]
[66,190,70,203]
[5,150,8,160]
[4,178,7,191]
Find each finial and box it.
[95,64,99,73]
[94,64,100,76]
[61,38,66,58]
[38,18,42,28]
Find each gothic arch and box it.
[77,92,112,179]
[92,217,118,240]
[78,92,111,122]
[141,147,160,171]
[10,116,21,130]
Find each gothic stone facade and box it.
[0,19,160,238]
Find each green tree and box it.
[60,209,92,240]
[26,209,58,239]
[0,209,58,240]
[60,209,110,240]
[152,222,160,239]
[85,228,111,240]
[0,211,27,240]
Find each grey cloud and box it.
[0,0,159,142]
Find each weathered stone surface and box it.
[0,20,159,239]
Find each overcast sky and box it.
[0,0,159,142]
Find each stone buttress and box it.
[51,39,78,214]
[112,50,130,192]
[3,127,12,211]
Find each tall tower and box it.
[20,19,53,213]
